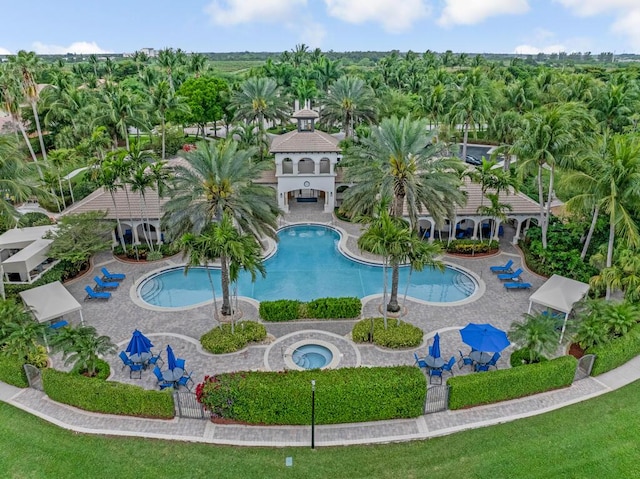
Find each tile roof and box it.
[270,130,341,153]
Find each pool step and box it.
[140,277,163,302]
[453,273,476,296]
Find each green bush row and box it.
[42,368,174,419]
[352,317,423,348]
[196,366,425,425]
[587,324,640,376]
[442,239,499,255]
[0,355,29,388]
[200,321,267,354]
[448,355,577,410]
[259,297,362,321]
[113,243,179,261]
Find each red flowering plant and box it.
[182,144,197,152]
[196,373,243,419]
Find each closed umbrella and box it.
[166,344,177,370]
[125,329,153,356]
[431,333,441,359]
[460,323,510,352]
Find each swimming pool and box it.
[138,224,477,308]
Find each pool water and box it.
[138,225,477,308]
[292,344,333,369]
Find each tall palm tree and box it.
[93,162,127,252]
[157,48,179,91]
[129,163,156,250]
[341,116,466,229]
[163,138,280,264]
[148,80,188,159]
[320,75,377,139]
[148,160,172,243]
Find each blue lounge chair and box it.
[94,276,119,291]
[153,366,174,390]
[84,285,111,301]
[490,259,514,273]
[504,282,532,290]
[101,267,125,281]
[428,368,443,385]
[177,371,194,391]
[457,350,473,369]
[498,268,523,281]
[49,320,68,330]
[413,353,428,369]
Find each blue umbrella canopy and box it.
[460,323,510,353]
[431,333,441,359]
[166,344,177,370]
[125,330,153,356]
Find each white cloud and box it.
[514,44,566,55]
[32,41,111,54]
[0,47,11,55]
[324,0,431,34]
[205,0,307,25]
[438,0,529,27]
[296,20,327,48]
[555,0,640,52]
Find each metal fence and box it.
[574,354,596,381]
[424,384,449,414]
[23,364,43,391]
[173,391,208,419]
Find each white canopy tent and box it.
[19,281,84,325]
[527,274,590,342]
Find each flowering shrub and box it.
[182,144,197,152]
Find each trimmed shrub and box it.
[509,348,549,367]
[196,366,425,425]
[71,358,111,380]
[352,317,423,348]
[442,239,499,255]
[42,368,174,418]
[448,355,577,410]
[0,355,29,388]
[200,321,267,354]
[587,325,640,376]
[259,297,362,321]
[259,300,302,322]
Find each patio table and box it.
[424,356,445,369]
[162,368,185,384]
[469,351,492,365]
[129,352,151,366]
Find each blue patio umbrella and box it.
[460,323,510,352]
[166,344,177,370]
[431,333,441,359]
[125,329,153,356]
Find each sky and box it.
[1,0,640,56]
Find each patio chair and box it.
[118,351,132,369]
[441,357,456,377]
[148,351,164,368]
[177,371,195,391]
[128,362,143,379]
[487,352,501,370]
[475,363,490,372]
[457,350,473,369]
[498,268,523,281]
[504,282,532,290]
[94,276,119,291]
[84,285,111,301]
[490,259,513,273]
[175,358,186,370]
[101,267,125,281]
[428,368,442,385]
[428,345,433,357]
[153,366,174,390]
[413,353,428,369]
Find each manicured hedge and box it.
[443,240,499,255]
[196,366,425,425]
[42,368,174,419]
[448,355,577,410]
[259,297,362,321]
[587,324,640,376]
[352,317,423,348]
[200,321,267,354]
[0,355,29,388]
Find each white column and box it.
[513,219,523,245]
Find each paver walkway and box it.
[2,205,634,446]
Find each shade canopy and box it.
[125,330,153,356]
[166,344,177,370]
[19,281,83,323]
[460,323,510,353]
[528,274,590,315]
[431,333,441,359]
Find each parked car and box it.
[464,155,482,166]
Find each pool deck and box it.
[2,205,624,447]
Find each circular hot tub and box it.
[284,340,342,370]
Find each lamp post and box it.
[311,379,316,449]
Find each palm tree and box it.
[509,313,560,363]
[591,247,640,302]
[148,160,172,243]
[157,48,179,91]
[93,162,128,252]
[448,67,494,161]
[8,51,48,163]
[148,80,189,159]
[320,75,377,139]
[50,325,116,377]
[341,116,466,229]
[129,163,156,249]
[477,193,513,241]
[163,139,280,290]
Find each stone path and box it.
[1,206,625,446]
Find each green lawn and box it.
[2,381,640,478]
